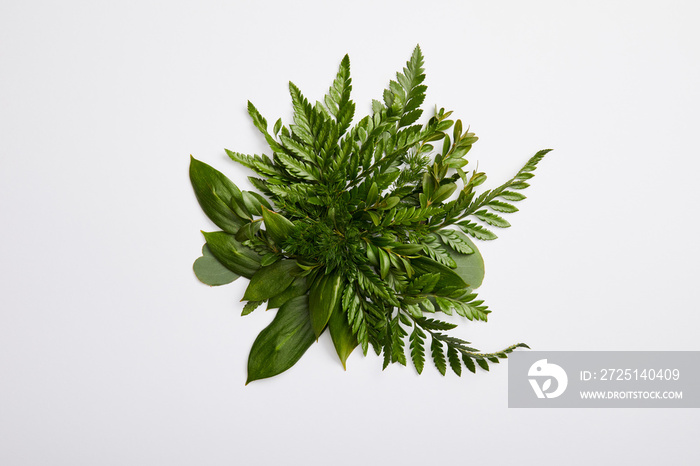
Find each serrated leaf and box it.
[447,346,462,376]
[431,337,446,375]
[437,229,474,255]
[462,355,476,373]
[457,220,498,241]
[417,317,457,331]
[487,200,519,213]
[474,210,511,228]
[499,190,526,201]
[409,326,426,374]
[242,300,264,316]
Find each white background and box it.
[1,0,699,464]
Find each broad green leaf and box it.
[268,276,307,309]
[246,295,315,384]
[308,272,343,338]
[243,260,300,301]
[328,296,358,369]
[201,231,261,279]
[189,156,250,233]
[261,207,295,245]
[436,231,485,289]
[193,244,239,286]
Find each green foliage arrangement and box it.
[190,45,552,383]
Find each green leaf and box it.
[308,272,343,338]
[416,317,458,331]
[325,54,355,135]
[328,297,358,369]
[378,196,400,210]
[378,248,390,279]
[261,207,296,245]
[201,231,262,279]
[431,337,446,375]
[457,220,498,241]
[499,191,526,201]
[242,300,264,316]
[189,156,249,233]
[268,276,307,310]
[432,183,457,204]
[409,326,426,374]
[193,244,240,286]
[243,260,300,301]
[474,210,511,228]
[462,355,476,373]
[436,230,485,289]
[487,200,519,213]
[411,256,467,291]
[246,295,315,384]
[365,182,379,205]
[448,345,462,376]
[437,229,474,255]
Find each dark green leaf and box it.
[431,337,446,375]
[308,272,343,338]
[261,207,296,245]
[201,231,261,279]
[190,156,249,233]
[268,276,307,309]
[328,298,358,369]
[243,260,300,301]
[242,300,264,316]
[246,295,315,384]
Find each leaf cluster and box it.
[190,45,552,382]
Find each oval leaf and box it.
[437,231,485,289]
[243,260,300,301]
[193,244,240,286]
[246,295,315,384]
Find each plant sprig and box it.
[190,45,552,383]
